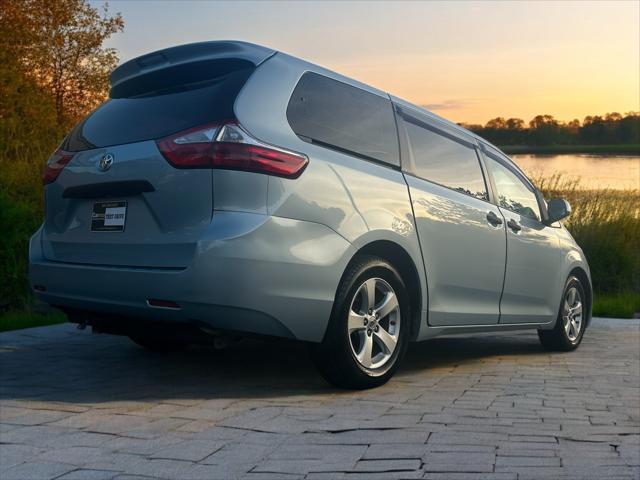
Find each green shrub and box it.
[0,189,41,308]
[534,173,640,297]
[593,292,640,319]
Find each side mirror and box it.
[546,198,571,224]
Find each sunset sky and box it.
[101,0,639,125]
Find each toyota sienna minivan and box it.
[30,41,592,389]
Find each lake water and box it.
[511,154,640,190]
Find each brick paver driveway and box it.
[1,318,638,480]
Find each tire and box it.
[128,334,188,353]
[538,275,587,351]
[313,255,411,389]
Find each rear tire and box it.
[313,255,410,389]
[128,334,187,353]
[538,276,586,351]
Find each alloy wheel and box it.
[347,277,401,369]
[563,286,583,342]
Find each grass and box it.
[0,309,67,333]
[593,292,640,319]
[535,179,639,319]
[501,144,640,155]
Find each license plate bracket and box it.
[91,201,127,232]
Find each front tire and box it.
[313,255,410,389]
[538,275,586,351]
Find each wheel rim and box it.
[563,286,583,342]
[347,277,401,369]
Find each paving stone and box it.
[121,417,191,439]
[252,459,353,475]
[180,462,256,479]
[1,461,74,480]
[118,458,195,478]
[423,474,517,480]
[77,453,145,473]
[0,425,74,447]
[363,443,427,459]
[495,455,561,467]
[423,452,495,465]
[112,476,164,480]
[101,434,184,455]
[56,469,120,480]
[353,459,421,472]
[497,446,556,457]
[150,439,224,461]
[39,446,113,466]
[0,318,637,479]
[0,443,43,469]
[428,431,509,445]
[267,444,365,461]
[0,422,22,434]
[298,429,429,445]
[201,443,276,464]
[423,463,495,473]
[241,473,304,480]
[307,472,424,480]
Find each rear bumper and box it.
[29,212,355,342]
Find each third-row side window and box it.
[403,117,488,201]
[286,72,399,166]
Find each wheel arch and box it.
[569,266,593,327]
[343,240,423,341]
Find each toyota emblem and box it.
[98,153,114,172]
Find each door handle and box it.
[507,219,522,232]
[486,211,503,227]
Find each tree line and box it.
[460,112,640,146]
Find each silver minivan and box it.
[30,41,591,388]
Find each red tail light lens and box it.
[43,149,75,185]
[156,123,308,179]
[155,123,220,168]
[211,143,310,178]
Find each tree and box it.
[0,0,59,158]
[528,114,558,130]
[580,115,605,144]
[619,112,640,144]
[528,115,560,145]
[605,112,622,122]
[5,0,124,127]
[505,118,525,131]
[485,117,507,129]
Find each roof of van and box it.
[111,40,509,162]
[110,41,275,94]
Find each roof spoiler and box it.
[110,41,276,96]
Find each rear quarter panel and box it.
[234,53,429,339]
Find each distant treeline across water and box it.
[460,112,639,147]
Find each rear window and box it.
[286,72,399,166]
[63,62,255,152]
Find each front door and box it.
[482,148,561,324]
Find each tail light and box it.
[156,123,308,179]
[43,149,75,185]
